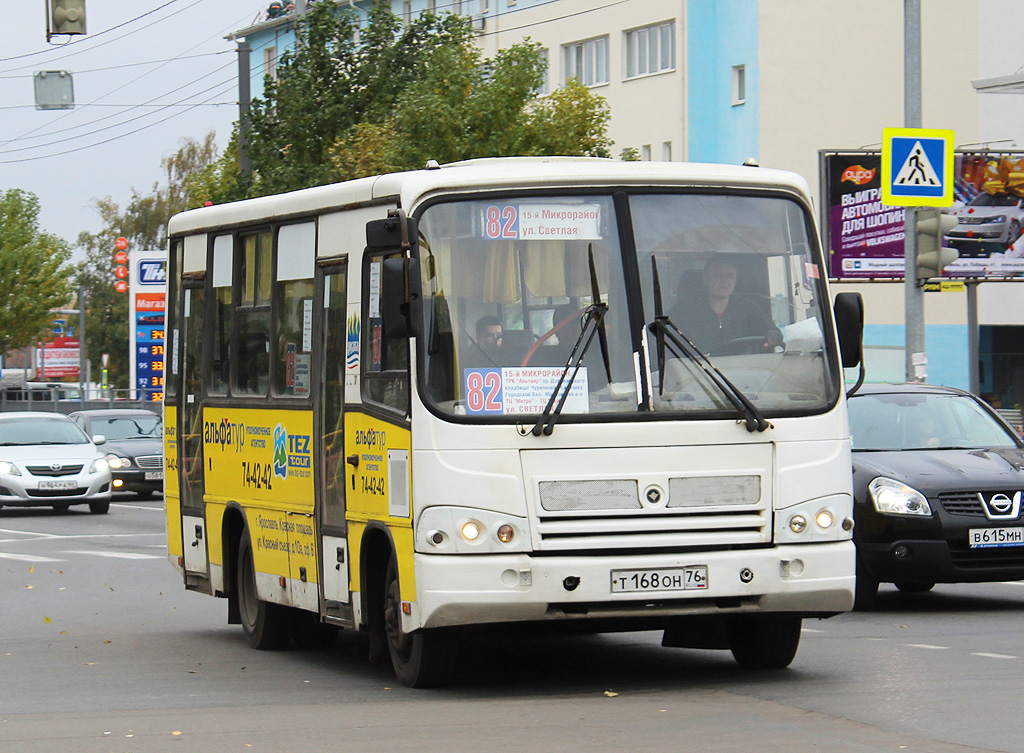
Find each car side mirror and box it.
[92,435,106,446]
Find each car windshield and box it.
[415,191,836,421]
[849,392,1020,451]
[968,193,1019,208]
[91,415,162,440]
[0,417,91,446]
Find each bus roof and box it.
[167,157,813,236]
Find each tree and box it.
[242,0,610,191]
[76,135,221,388]
[0,189,73,356]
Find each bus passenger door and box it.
[316,260,350,616]
[179,281,209,581]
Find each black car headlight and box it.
[868,477,932,516]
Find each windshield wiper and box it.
[648,256,772,433]
[531,246,612,436]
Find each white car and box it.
[0,412,113,514]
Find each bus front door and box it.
[316,260,351,618]
[179,281,209,583]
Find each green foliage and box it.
[0,189,73,355]
[239,0,610,190]
[619,147,641,161]
[76,135,221,388]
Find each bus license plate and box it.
[610,566,708,593]
[969,527,1024,548]
[38,480,76,490]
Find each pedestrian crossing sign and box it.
[881,127,955,207]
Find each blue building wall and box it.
[686,0,758,164]
[863,324,970,388]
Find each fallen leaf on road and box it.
[604,690,618,697]
[43,617,51,624]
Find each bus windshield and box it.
[416,191,835,421]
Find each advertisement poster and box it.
[129,251,167,401]
[824,150,1024,280]
[39,335,80,379]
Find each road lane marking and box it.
[906,644,949,650]
[0,533,163,544]
[971,652,1019,659]
[0,552,65,563]
[112,503,165,511]
[62,550,163,560]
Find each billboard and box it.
[822,150,1024,280]
[129,251,167,401]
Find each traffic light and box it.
[915,209,958,280]
[48,0,86,38]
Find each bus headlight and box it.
[776,494,853,543]
[416,506,531,554]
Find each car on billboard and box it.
[848,383,1024,609]
[944,192,1024,257]
[68,409,163,499]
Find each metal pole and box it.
[904,0,925,382]
[238,41,252,180]
[967,280,980,394]
[78,285,86,406]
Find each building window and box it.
[565,36,609,87]
[732,64,746,105]
[641,144,651,161]
[263,46,277,82]
[625,21,675,79]
[662,141,672,161]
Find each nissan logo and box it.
[979,491,1022,520]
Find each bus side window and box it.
[362,251,409,416]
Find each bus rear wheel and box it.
[237,532,292,650]
[727,614,802,669]
[384,558,455,688]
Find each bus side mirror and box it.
[380,257,421,339]
[833,292,864,368]
[367,212,422,340]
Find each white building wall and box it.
[758,0,980,208]
[474,0,686,160]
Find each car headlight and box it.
[984,215,1007,224]
[868,477,932,516]
[0,460,21,476]
[105,454,130,469]
[91,458,110,473]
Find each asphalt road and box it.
[2,500,1022,752]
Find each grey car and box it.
[0,412,112,514]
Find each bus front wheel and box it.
[727,614,802,669]
[237,532,292,650]
[383,558,455,688]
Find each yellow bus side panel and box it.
[163,405,182,560]
[202,407,317,588]
[345,413,416,601]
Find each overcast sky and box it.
[1,0,263,249]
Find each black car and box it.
[68,409,163,499]
[848,383,1024,609]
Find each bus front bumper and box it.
[409,541,855,630]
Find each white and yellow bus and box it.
[164,157,865,686]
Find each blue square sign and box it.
[881,127,954,207]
